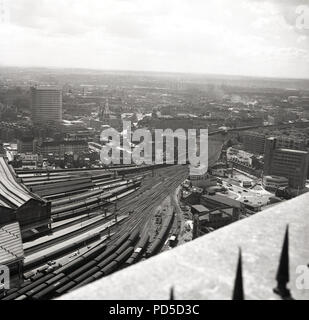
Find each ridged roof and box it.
[0,157,36,209]
[0,222,24,265]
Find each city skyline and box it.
[0,0,309,79]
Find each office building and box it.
[243,133,306,155]
[270,149,308,189]
[243,132,266,154]
[264,137,309,189]
[0,222,24,287]
[263,137,277,176]
[31,86,62,124]
[17,137,34,153]
[276,137,306,151]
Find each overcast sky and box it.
[0,0,308,78]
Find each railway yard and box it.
[0,164,189,300]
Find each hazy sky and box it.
[0,0,308,78]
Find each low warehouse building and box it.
[191,204,210,216]
[201,194,243,210]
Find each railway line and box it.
[51,180,142,216]
[2,122,306,300]
[24,214,127,256]
[15,163,169,177]
[1,165,188,300]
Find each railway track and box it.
[1,165,188,300]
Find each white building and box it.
[262,175,289,191]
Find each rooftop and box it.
[199,208,233,222]
[0,222,24,265]
[191,205,209,213]
[264,175,289,182]
[17,137,34,143]
[40,140,88,147]
[31,86,61,91]
[202,194,242,209]
[277,148,308,155]
[0,157,38,209]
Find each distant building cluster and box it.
[15,136,93,169]
[235,131,309,190]
[36,140,88,158]
[17,137,89,157]
[242,131,307,155]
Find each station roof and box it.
[0,157,39,209]
[0,222,24,265]
[0,198,11,209]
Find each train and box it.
[168,213,182,248]
[52,177,142,208]
[124,233,150,267]
[146,210,175,257]
[23,233,101,272]
[1,229,141,300]
[51,181,142,221]
[1,165,189,301]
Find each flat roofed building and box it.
[276,137,307,151]
[270,148,309,189]
[17,137,34,153]
[31,86,62,124]
[263,175,289,191]
[198,208,235,229]
[264,137,277,176]
[191,204,210,216]
[189,172,217,188]
[37,140,89,157]
[264,137,309,189]
[243,132,266,154]
[201,194,243,210]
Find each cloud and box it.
[0,0,308,78]
[251,0,309,33]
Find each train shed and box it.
[0,157,51,240]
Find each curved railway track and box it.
[1,165,188,300]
